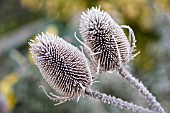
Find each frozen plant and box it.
[79,6,165,113]
[29,32,154,113]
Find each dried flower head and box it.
[29,33,93,99]
[79,7,139,72]
[28,33,157,113]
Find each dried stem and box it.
[118,67,165,113]
[85,88,155,113]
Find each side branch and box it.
[118,67,165,113]
[85,88,155,113]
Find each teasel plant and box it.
[79,7,165,113]
[29,32,155,113]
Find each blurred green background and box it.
[0,0,170,113]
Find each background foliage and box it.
[0,0,170,113]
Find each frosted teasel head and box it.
[28,33,157,113]
[29,32,93,101]
[79,7,140,72]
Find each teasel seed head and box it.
[79,7,139,72]
[29,32,93,98]
[79,7,165,113]
[28,33,157,113]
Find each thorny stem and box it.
[85,88,155,113]
[118,67,165,113]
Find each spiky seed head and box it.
[79,7,133,71]
[29,32,92,98]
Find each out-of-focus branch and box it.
[0,19,43,55]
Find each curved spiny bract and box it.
[79,7,132,71]
[29,33,92,98]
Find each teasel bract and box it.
[29,32,154,113]
[79,7,165,113]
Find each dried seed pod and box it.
[79,7,165,113]
[79,7,138,72]
[29,33,93,98]
[28,33,158,113]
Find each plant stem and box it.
[85,88,155,113]
[118,67,165,113]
